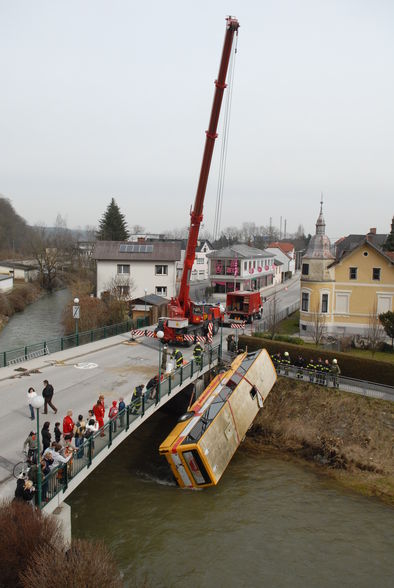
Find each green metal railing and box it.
[0,317,150,368]
[40,343,221,508]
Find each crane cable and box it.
[213,33,238,242]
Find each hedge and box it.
[239,335,394,387]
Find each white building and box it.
[265,242,296,280]
[93,241,181,300]
[0,261,39,282]
[0,274,13,292]
[207,244,275,297]
[177,240,214,283]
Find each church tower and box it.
[300,198,335,335]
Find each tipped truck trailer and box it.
[159,348,277,488]
[226,290,262,324]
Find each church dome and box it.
[303,199,334,260]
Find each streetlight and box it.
[144,289,147,326]
[156,330,164,404]
[73,297,80,343]
[30,395,45,509]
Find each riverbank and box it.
[0,282,44,333]
[245,378,394,506]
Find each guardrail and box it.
[39,344,221,509]
[0,317,150,368]
[274,363,394,402]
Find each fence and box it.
[0,316,150,368]
[253,301,300,334]
[40,343,221,508]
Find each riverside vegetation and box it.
[246,378,394,506]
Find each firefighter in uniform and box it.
[282,351,291,375]
[322,359,330,386]
[131,385,144,414]
[331,358,341,388]
[307,359,315,383]
[173,348,184,369]
[193,341,203,368]
[294,355,305,379]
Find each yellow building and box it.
[300,205,394,338]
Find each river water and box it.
[0,288,71,351]
[69,411,394,588]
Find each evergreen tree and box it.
[379,311,394,348]
[96,198,129,241]
[382,216,394,251]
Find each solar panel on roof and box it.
[119,244,153,253]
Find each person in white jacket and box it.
[27,387,37,420]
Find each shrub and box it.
[20,538,123,588]
[0,500,62,587]
[239,335,394,386]
[7,291,26,312]
[0,293,12,316]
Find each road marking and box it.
[74,362,98,370]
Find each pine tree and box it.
[382,216,394,251]
[97,198,129,241]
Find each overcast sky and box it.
[1,0,393,241]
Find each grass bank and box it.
[0,282,44,333]
[245,378,394,505]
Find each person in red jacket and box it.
[108,400,118,433]
[93,397,105,437]
[63,411,75,438]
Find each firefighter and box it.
[331,359,341,388]
[294,355,305,379]
[307,359,315,383]
[322,359,330,386]
[271,352,281,372]
[316,357,324,385]
[173,348,184,369]
[226,334,234,352]
[193,341,203,368]
[282,351,291,375]
[131,385,144,414]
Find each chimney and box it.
[369,227,376,235]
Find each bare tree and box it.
[265,291,280,337]
[310,302,327,346]
[30,226,59,291]
[366,302,385,355]
[104,274,135,301]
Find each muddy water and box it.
[0,288,71,351]
[69,411,394,588]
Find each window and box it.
[301,292,309,312]
[349,267,357,280]
[117,285,130,297]
[156,286,167,296]
[117,264,130,274]
[244,261,247,270]
[377,295,391,314]
[372,268,381,281]
[197,258,204,264]
[335,293,349,314]
[302,263,309,276]
[199,270,205,277]
[155,265,168,275]
[321,293,328,313]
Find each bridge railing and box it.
[0,317,151,368]
[40,343,221,508]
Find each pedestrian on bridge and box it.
[93,397,105,437]
[42,379,57,415]
[63,411,75,439]
[118,397,126,427]
[27,387,36,420]
[109,401,119,433]
[41,421,51,453]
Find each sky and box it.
[0,0,393,241]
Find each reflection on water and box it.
[69,412,394,588]
[0,288,71,351]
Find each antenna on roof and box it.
[320,192,324,213]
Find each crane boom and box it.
[169,16,239,320]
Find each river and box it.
[69,411,394,588]
[0,288,71,351]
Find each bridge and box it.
[40,344,221,514]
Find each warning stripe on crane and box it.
[183,334,206,343]
[130,329,156,339]
[207,322,213,343]
[231,322,245,329]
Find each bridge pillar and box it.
[52,501,72,546]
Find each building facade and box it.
[177,240,214,282]
[300,206,394,337]
[207,244,274,296]
[93,241,181,300]
[266,242,296,280]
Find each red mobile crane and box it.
[158,17,240,345]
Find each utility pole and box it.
[284,219,287,239]
[280,216,282,240]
